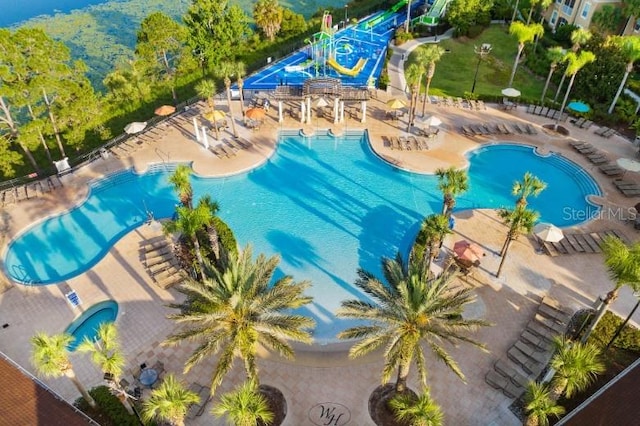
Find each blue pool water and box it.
[64,300,118,351]
[3,135,600,341]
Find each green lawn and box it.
[407,25,546,102]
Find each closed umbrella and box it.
[453,240,485,262]
[533,223,564,243]
[387,98,407,109]
[124,121,147,134]
[245,107,266,121]
[501,87,521,97]
[154,105,176,116]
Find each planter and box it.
[258,385,287,426]
[368,384,417,426]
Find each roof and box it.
[0,353,97,425]
[559,357,640,425]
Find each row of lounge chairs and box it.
[1,175,63,207]
[460,121,537,137]
[569,141,609,165]
[570,117,594,129]
[208,137,253,158]
[594,126,617,138]
[142,237,186,289]
[431,96,486,111]
[526,104,569,121]
[485,297,571,399]
[383,135,430,151]
[613,179,640,197]
[541,229,629,256]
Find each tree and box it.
[541,46,566,103]
[217,61,243,138]
[608,36,640,114]
[581,236,640,342]
[405,63,422,133]
[507,22,544,88]
[164,245,314,395]
[556,50,596,130]
[419,214,452,273]
[279,8,308,39]
[446,0,494,36]
[549,336,605,401]
[0,96,33,175]
[554,28,591,102]
[623,0,640,33]
[389,387,443,426]
[591,5,623,34]
[253,0,283,42]
[420,45,446,116]
[337,254,489,393]
[30,332,96,408]
[103,59,151,109]
[435,166,469,217]
[142,374,200,426]
[195,79,219,140]
[523,382,565,426]
[512,171,547,209]
[526,0,553,24]
[169,164,194,208]
[496,206,538,277]
[212,380,274,426]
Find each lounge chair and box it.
[527,104,536,114]
[208,145,227,158]
[460,125,475,136]
[581,120,593,129]
[540,107,549,117]
[588,154,609,164]
[524,124,538,135]
[599,165,625,177]
[613,180,638,189]
[570,140,591,148]
[533,106,543,115]
[575,146,597,154]
[235,137,253,149]
[572,117,586,127]
[620,187,640,197]
[511,123,525,134]
[497,123,512,134]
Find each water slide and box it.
[326,57,368,77]
[363,0,408,29]
[285,59,315,73]
[412,0,452,26]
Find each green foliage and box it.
[589,311,640,352]
[615,97,638,124]
[253,0,283,42]
[446,0,494,37]
[591,5,623,35]
[394,27,414,45]
[75,386,140,426]
[551,24,579,47]
[279,8,308,39]
[212,216,238,256]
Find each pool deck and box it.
[2,39,640,425]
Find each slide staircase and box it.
[412,0,451,26]
[326,57,368,77]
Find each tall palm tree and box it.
[421,45,446,116]
[549,336,605,401]
[76,323,132,414]
[507,22,545,88]
[554,29,591,102]
[337,254,489,393]
[556,51,596,130]
[540,46,566,104]
[523,382,565,426]
[30,332,96,408]
[405,63,422,133]
[142,374,200,426]
[195,79,219,140]
[235,63,247,118]
[164,245,315,395]
[581,236,640,342]
[526,0,553,24]
[435,166,469,217]
[212,380,274,426]
[496,206,538,277]
[217,61,241,138]
[419,214,452,273]
[608,35,640,114]
[512,172,547,209]
[389,387,443,426]
[169,164,193,208]
[199,194,222,262]
[531,0,554,52]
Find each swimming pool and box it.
[2,134,600,342]
[64,300,118,351]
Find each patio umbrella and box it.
[203,110,225,122]
[501,87,521,97]
[416,115,442,128]
[617,158,640,172]
[386,98,407,109]
[567,101,590,113]
[245,107,266,121]
[533,223,564,243]
[154,105,176,116]
[316,97,329,107]
[124,121,147,134]
[453,240,485,262]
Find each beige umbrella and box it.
[417,115,442,128]
[124,121,147,134]
[316,97,329,107]
[617,158,640,172]
[245,107,266,121]
[533,223,564,243]
[154,105,176,116]
[203,110,225,122]
[387,98,407,109]
[501,87,521,97]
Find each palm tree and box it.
[200,194,222,262]
[554,29,591,102]
[581,236,640,342]
[507,22,545,88]
[549,336,605,401]
[217,61,241,138]
[420,45,446,116]
[389,387,443,426]
[496,206,538,277]
[523,382,565,426]
[608,36,640,114]
[30,332,96,408]
[526,0,553,24]
[405,63,422,133]
[164,245,314,395]
[540,46,566,104]
[337,254,489,393]
[76,323,132,414]
[512,172,547,209]
[235,63,247,118]
[195,79,219,140]
[419,214,452,273]
[531,0,554,52]
[435,166,469,217]
[169,164,194,208]
[212,380,274,426]
[142,374,200,426]
[556,51,596,130]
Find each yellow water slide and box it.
[326,57,368,77]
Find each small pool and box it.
[64,300,118,351]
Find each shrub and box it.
[467,24,485,39]
[590,311,640,352]
[213,216,238,256]
[75,386,141,426]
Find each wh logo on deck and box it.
[309,402,351,426]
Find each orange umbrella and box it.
[154,105,176,116]
[246,107,266,121]
[453,240,485,262]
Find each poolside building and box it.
[544,0,640,35]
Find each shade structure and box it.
[245,107,266,121]
[567,101,590,113]
[203,110,225,122]
[154,105,176,116]
[501,87,521,97]
[533,223,564,243]
[617,158,640,172]
[416,115,442,128]
[453,240,485,262]
[386,98,407,109]
[124,121,147,134]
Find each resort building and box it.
[544,0,640,34]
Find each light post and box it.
[344,5,348,29]
[471,43,492,94]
